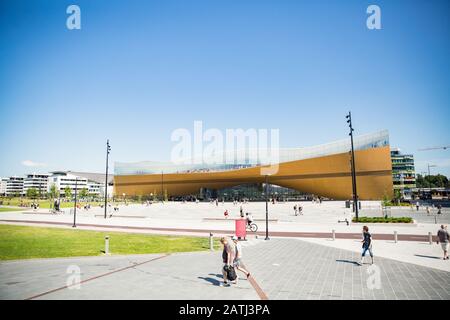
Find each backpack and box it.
[224,265,237,281]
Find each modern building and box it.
[48,171,114,198]
[5,176,25,196]
[69,171,114,197]
[390,148,416,198]
[48,172,88,197]
[23,173,49,196]
[0,178,8,196]
[114,130,394,200]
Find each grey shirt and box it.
[437,229,449,243]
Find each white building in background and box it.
[23,173,49,196]
[48,172,88,197]
[48,171,113,198]
[0,178,8,196]
[5,176,25,196]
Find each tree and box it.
[48,184,59,199]
[79,188,89,199]
[64,186,72,199]
[416,174,449,188]
[26,188,38,199]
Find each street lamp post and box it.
[104,140,111,219]
[427,164,437,198]
[265,175,270,240]
[346,111,359,221]
[161,171,164,202]
[73,177,78,228]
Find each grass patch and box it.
[0,198,103,209]
[353,217,413,223]
[0,207,24,213]
[0,224,220,260]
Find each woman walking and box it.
[358,226,374,265]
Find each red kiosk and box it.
[235,219,247,240]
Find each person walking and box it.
[293,204,298,216]
[231,236,251,283]
[437,225,449,260]
[416,201,420,211]
[220,237,236,286]
[246,212,254,227]
[358,226,374,265]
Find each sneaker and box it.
[246,273,251,279]
[220,281,230,287]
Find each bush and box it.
[352,217,413,223]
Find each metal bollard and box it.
[428,232,432,245]
[105,235,110,255]
[394,231,398,243]
[209,232,214,251]
[332,229,335,241]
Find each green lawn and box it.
[0,224,219,260]
[0,198,103,209]
[0,207,24,212]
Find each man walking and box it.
[220,237,236,286]
[231,236,251,284]
[437,225,449,260]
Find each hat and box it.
[231,236,238,241]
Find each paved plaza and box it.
[1,238,449,300]
[1,201,449,300]
[1,201,449,235]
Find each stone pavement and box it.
[0,250,258,300]
[242,238,450,300]
[1,237,449,300]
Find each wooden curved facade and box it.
[114,146,393,200]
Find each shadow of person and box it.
[414,254,442,260]
[336,259,360,266]
[198,276,221,286]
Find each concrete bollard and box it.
[394,231,398,243]
[332,229,335,241]
[428,232,432,245]
[209,233,214,251]
[105,235,110,255]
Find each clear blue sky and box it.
[0,0,449,177]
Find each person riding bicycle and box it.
[245,212,254,226]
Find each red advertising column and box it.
[235,219,247,240]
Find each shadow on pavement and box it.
[414,254,442,260]
[198,276,221,286]
[336,259,360,266]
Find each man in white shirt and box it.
[231,236,251,284]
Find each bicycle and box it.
[246,222,258,232]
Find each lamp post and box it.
[104,140,111,219]
[265,175,270,240]
[346,111,359,221]
[161,171,164,202]
[427,164,437,198]
[72,177,78,228]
